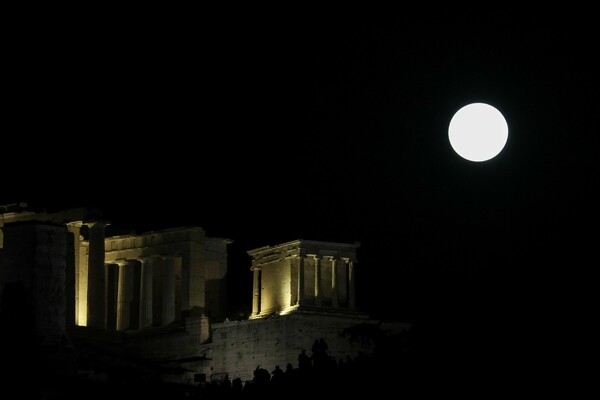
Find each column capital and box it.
[137,256,157,264]
[66,220,84,229]
[113,259,132,267]
[312,254,323,260]
[84,220,111,229]
[67,221,84,241]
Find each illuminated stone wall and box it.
[260,257,292,314]
[210,312,375,382]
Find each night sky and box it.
[4,9,598,356]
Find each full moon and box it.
[448,103,509,162]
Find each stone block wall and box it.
[2,222,70,343]
[210,312,375,382]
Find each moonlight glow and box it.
[448,103,508,162]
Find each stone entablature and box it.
[104,227,206,256]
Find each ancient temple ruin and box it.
[248,240,358,317]
[0,205,229,354]
[0,203,385,385]
[207,240,371,382]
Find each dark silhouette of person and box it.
[253,365,271,386]
[284,362,295,383]
[298,349,311,370]
[222,374,231,390]
[270,364,285,393]
[285,362,294,375]
[271,365,284,382]
[312,338,329,369]
[312,339,320,356]
[231,377,243,394]
[319,338,328,354]
[243,379,253,393]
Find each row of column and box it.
[107,256,178,331]
[67,219,181,331]
[297,254,356,309]
[252,253,356,316]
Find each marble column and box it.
[252,267,261,316]
[331,257,339,307]
[86,221,109,329]
[162,256,176,326]
[348,260,356,309]
[183,246,204,318]
[105,263,119,331]
[138,257,154,329]
[116,259,133,331]
[297,252,305,306]
[152,257,164,326]
[66,221,83,325]
[314,255,322,306]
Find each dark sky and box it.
[4,10,598,347]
